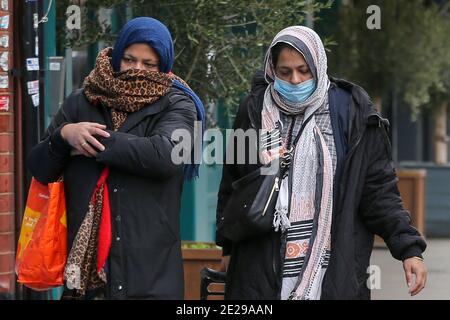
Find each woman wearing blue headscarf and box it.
[27,17,205,299]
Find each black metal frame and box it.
[200,267,226,300]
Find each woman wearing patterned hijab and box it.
[216,26,427,300]
[28,17,205,299]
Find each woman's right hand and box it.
[61,122,110,157]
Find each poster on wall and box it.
[49,62,61,71]
[0,15,9,29]
[0,95,9,111]
[27,80,39,95]
[0,74,7,88]
[31,93,39,107]
[1,0,8,11]
[0,35,8,48]
[0,51,7,71]
[26,58,39,71]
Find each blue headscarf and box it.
[112,17,174,73]
[112,17,205,180]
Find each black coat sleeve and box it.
[358,123,426,261]
[215,95,252,255]
[95,91,197,180]
[27,93,75,184]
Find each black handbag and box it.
[217,116,312,243]
[217,166,281,242]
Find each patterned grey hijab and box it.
[260,26,335,300]
[263,26,330,116]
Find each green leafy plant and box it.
[181,241,221,250]
[57,0,333,126]
[326,0,450,117]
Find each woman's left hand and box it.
[403,257,427,296]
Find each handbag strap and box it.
[291,114,314,150]
[285,116,297,151]
[280,114,314,176]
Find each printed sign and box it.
[0,15,9,29]
[0,95,9,111]
[49,62,61,71]
[0,51,7,71]
[0,35,8,48]
[31,93,39,107]
[26,58,39,71]
[27,80,39,95]
[0,74,7,88]
[1,0,8,11]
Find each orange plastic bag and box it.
[15,178,67,290]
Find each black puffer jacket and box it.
[28,87,196,299]
[216,71,426,300]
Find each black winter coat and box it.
[28,87,197,299]
[216,71,426,300]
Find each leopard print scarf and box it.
[64,185,107,296]
[65,47,191,298]
[83,46,189,129]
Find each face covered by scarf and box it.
[260,26,335,300]
[64,17,205,298]
[84,16,185,130]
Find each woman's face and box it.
[120,43,160,72]
[275,47,313,84]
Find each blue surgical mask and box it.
[274,77,316,104]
